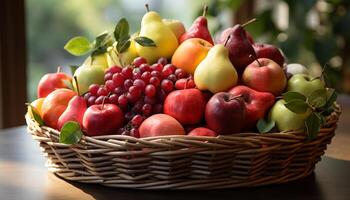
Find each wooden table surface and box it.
[1,95,350,200]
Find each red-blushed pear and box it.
[228,85,275,129]
[205,92,246,134]
[171,38,213,75]
[253,43,285,67]
[139,114,185,138]
[242,57,287,96]
[82,99,124,136]
[218,27,254,44]
[57,77,87,130]
[218,19,257,73]
[179,5,214,45]
[37,67,72,98]
[164,88,206,125]
[188,127,217,137]
[41,88,76,129]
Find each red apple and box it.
[205,92,246,134]
[37,68,72,98]
[188,127,217,137]
[82,104,124,136]
[228,85,275,129]
[253,43,285,67]
[242,58,286,96]
[164,88,206,125]
[139,114,185,138]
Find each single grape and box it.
[104,72,113,81]
[145,84,156,97]
[161,79,174,93]
[157,57,168,65]
[149,77,160,87]
[157,89,167,102]
[144,96,156,105]
[162,67,172,78]
[112,73,125,87]
[133,71,142,80]
[153,104,163,114]
[128,86,141,98]
[131,115,144,127]
[89,84,100,96]
[130,128,140,138]
[113,87,124,96]
[118,94,128,107]
[175,68,187,79]
[122,67,133,79]
[107,65,122,74]
[167,74,177,83]
[97,87,109,96]
[141,71,151,83]
[133,57,147,67]
[151,71,162,80]
[142,104,152,116]
[126,92,139,103]
[164,64,176,73]
[95,95,108,104]
[105,80,116,92]
[133,79,146,90]
[84,92,91,101]
[139,63,151,73]
[124,79,134,90]
[151,63,163,72]
[87,96,97,106]
[109,94,119,104]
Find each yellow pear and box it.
[82,53,109,70]
[135,10,178,63]
[194,44,238,93]
[106,45,121,67]
[107,33,139,67]
[162,19,186,41]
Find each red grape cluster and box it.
[83,57,194,137]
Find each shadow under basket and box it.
[25,104,341,189]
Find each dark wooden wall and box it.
[0,0,27,128]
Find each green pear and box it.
[269,99,311,132]
[194,44,238,93]
[135,11,178,63]
[73,65,105,95]
[287,74,325,96]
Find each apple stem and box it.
[145,4,150,12]
[242,18,256,27]
[224,35,231,47]
[101,96,107,110]
[228,94,244,102]
[202,5,208,17]
[57,66,61,73]
[74,76,80,96]
[249,54,262,67]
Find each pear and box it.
[135,8,178,63]
[82,53,109,70]
[57,96,87,130]
[194,44,238,93]
[162,19,186,41]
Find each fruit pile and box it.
[27,5,337,143]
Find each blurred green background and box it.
[26,0,350,102]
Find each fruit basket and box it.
[26,4,342,189]
[25,104,340,189]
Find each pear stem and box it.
[228,94,244,102]
[249,54,262,67]
[224,35,231,47]
[74,76,80,96]
[202,5,208,17]
[242,18,256,27]
[57,66,61,73]
[145,4,150,12]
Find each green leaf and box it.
[64,36,92,56]
[305,112,322,140]
[69,65,79,75]
[282,91,306,102]
[114,18,129,41]
[134,36,157,47]
[116,39,131,53]
[94,32,109,48]
[284,99,309,113]
[307,88,328,108]
[27,104,44,126]
[59,121,83,145]
[257,118,275,133]
[323,89,337,109]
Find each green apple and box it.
[269,99,311,131]
[162,19,186,40]
[73,65,105,95]
[287,74,325,96]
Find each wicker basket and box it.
[25,104,341,189]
